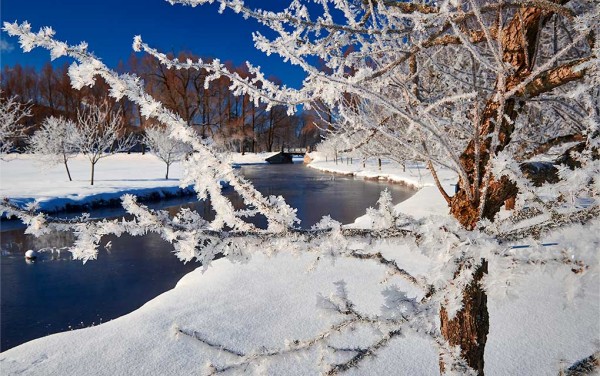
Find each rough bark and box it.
[504,196,516,210]
[448,5,573,229]
[520,162,560,185]
[443,5,577,374]
[440,261,489,375]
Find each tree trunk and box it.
[440,260,489,375]
[63,155,72,182]
[448,5,562,229]
[165,162,170,180]
[442,7,565,372]
[90,162,95,185]
[505,196,516,210]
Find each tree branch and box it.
[521,57,591,98]
[522,133,585,159]
[498,205,600,242]
[383,1,439,15]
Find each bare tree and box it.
[28,116,78,181]
[143,124,191,179]
[74,103,134,185]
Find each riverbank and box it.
[1,155,597,375]
[0,152,277,214]
[306,152,443,188]
[307,152,457,219]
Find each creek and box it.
[0,163,415,351]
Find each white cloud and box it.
[0,40,15,53]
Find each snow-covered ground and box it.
[0,152,277,213]
[0,153,598,375]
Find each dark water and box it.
[0,163,414,351]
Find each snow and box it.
[306,152,455,192]
[0,154,598,375]
[0,153,277,213]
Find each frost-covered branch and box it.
[498,205,600,243]
[560,351,600,376]
[133,36,305,111]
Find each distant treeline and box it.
[1,52,326,153]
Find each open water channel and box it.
[0,163,414,351]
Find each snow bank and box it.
[0,252,439,375]
[0,153,274,213]
[306,152,457,191]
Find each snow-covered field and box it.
[0,152,277,213]
[0,153,598,375]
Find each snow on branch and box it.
[133,36,305,112]
[28,116,78,181]
[143,124,192,179]
[497,205,600,243]
[560,351,600,376]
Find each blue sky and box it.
[1,0,306,88]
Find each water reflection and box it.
[1,164,414,351]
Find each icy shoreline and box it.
[0,153,276,215]
[306,152,457,220]
[1,153,598,375]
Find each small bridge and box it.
[266,148,309,164]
